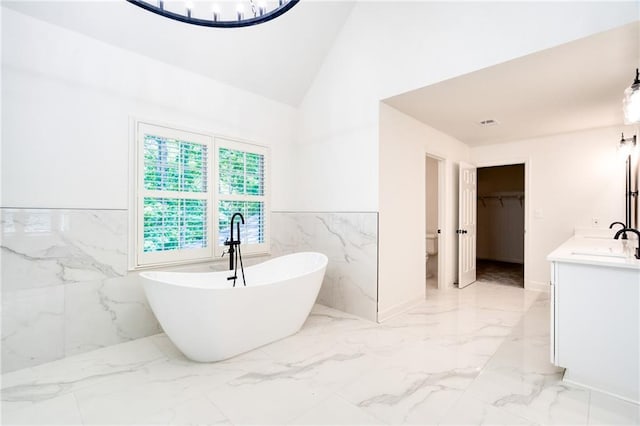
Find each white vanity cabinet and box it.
[548,236,640,404]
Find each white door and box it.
[458,162,477,288]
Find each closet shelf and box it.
[478,192,524,208]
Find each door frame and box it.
[425,152,446,290]
[475,157,531,289]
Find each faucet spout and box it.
[230,213,245,246]
[614,228,640,259]
[609,221,628,239]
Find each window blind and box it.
[143,135,209,253]
[134,122,268,267]
[137,123,212,266]
[216,142,268,254]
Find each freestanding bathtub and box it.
[140,252,328,362]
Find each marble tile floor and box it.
[426,276,438,290]
[2,283,638,425]
[476,259,525,288]
[426,255,438,290]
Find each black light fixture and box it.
[126,0,299,28]
[623,68,640,124]
[620,133,638,229]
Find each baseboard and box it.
[526,280,549,293]
[562,376,639,406]
[377,297,424,323]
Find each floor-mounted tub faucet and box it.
[614,228,640,259]
[223,212,246,286]
[609,221,628,239]
[225,212,245,270]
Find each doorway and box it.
[425,155,442,291]
[476,164,525,287]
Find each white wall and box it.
[294,1,638,212]
[1,8,297,211]
[294,1,637,317]
[471,125,636,288]
[378,103,469,319]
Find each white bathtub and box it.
[140,252,328,362]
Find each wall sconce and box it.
[619,132,637,157]
[623,68,640,124]
[620,133,638,229]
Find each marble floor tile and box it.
[337,369,468,425]
[73,357,245,424]
[259,337,381,392]
[465,368,590,425]
[335,338,489,424]
[2,284,636,426]
[1,393,83,425]
[141,395,232,425]
[205,373,332,425]
[439,392,536,425]
[288,394,386,425]
[1,337,165,414]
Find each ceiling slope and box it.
[2,0,355,106]
[385,21,640,146]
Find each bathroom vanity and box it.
[547,234,640,403]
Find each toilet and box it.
[426,233,438,278]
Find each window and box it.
[214,138,269,256]
[133,122,269,268]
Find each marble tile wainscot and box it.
[0,208,161,373]
[1,208,379,373]
[271,212,378,322]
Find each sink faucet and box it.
[224,212,245,271]
[609,221,628,239]
[614,228,640,259]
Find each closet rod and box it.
[477,194,524,208]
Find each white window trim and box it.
[213,137,271,257]
[129,119,270,270]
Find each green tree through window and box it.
[142,135,208,253]
[136,122,269,267]
[217,147,265,246]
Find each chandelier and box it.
[126,0,299,28]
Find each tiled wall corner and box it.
[271,212,378,322]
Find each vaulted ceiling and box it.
[4,2,639,145]
[2,0,355,106]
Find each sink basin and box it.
[570,248,628,258]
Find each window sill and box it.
[129,251,272,273]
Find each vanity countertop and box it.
[547,235,640,270]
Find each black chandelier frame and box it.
[126,0,299,28]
